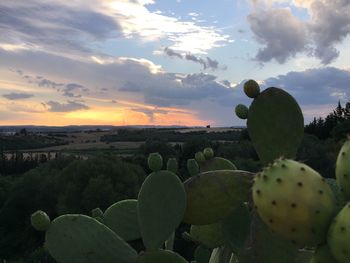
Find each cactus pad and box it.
[247,87,304,164]
[45,214,137,263]
[183,170,253,225]
[310,245,337,263]
[148,153,163,172]
[203,148,214,159]
[31,210,51,231]
[104,199,141,241]
[167,158,178,174]
[190,222,225,249]
[187,159,200,176]
[194,246,211,263]
[336,140,350,199]
[138,170,186,250]
[195,151,206,163]
[328,203,350,263]
[199,157,237,173]
[136,250,188,263]
[253,159,336,247]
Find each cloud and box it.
[248,0,350,64]
[163,47,225,70]
[131,107,168,122]
[45,100,89,112]
[247,8,308,63]
[2,92,34,100]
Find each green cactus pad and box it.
[235,104,249,120]
[199,157,237,173]
[190,222,225,249]
[104,199,141,241]
[183,170,253,225]
[195,151,206,163]
[310,245,337,263]
[136,250,188,263]
[148,153,163,172]
[244,79,260,98]
[167,158,178,174]
[203,148,214,159]
[187,159,200,176]
[194,246,211,263]
[247,87,304,164]
[138,170,186,251]
[253,159,336,247]
[336,140,350,199]
[328,203,350,263]
[45,214,137,263]
[31,210,51,231]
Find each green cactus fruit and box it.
[199,157,237,173]
[45,214,137,263]
[167,158,178,174]
[138,170,186,251]
[184,170,253,225]
[235,104,249,120]
[253,159,336,247]
[310,245,337,263]
[31,210,51,231]
[190,222,225,248]
[194,246,211,263]
[148,152,163,172]
[336,140,350,199]
[187,159,200,176]
[328,203,350,263]
[244,79,260,98]
[203,148,214,159]
[248,87,304,164]
[104,199,141,241]
[195,152,206,163]
[91,208,103,219]
[136,250,188,263]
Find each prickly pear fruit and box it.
[195,152,206,163]
[336,140,350,199]
[203,148,214,159]
[167,158,178,174]
[136,250,188,263]
[328,203,350,263]
[310,245,337,263]
[235,104,249,120]
[244,79,260,98]
[187,159,199,176]
[31,210,51,231]
[253,159,336,247]
[148,153,163,172]
[184,170,253,225]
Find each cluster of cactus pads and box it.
[31,80,350,263]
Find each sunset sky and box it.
[0,0,350,126]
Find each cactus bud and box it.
[148,152,163,172]
[31,210,51,231]
[235,104,249,119]
[195,152,206,163]
[244,79,260,98]
[167,158,178,174]
[203,148,214,160]
[187,159,199,176]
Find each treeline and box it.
[305,101,350,140]
[101,128,242,143]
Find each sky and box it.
[0,0,350,127]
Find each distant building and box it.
[206,125,211,128]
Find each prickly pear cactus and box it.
[236,81,304,164]
[167,158,178,174]
[203,148,214,159]
[244,79,260,98]
[336,140,350,199]
[253,159,336,247]
[310,245,337,263]
[187,158,200,176]
[138,168,186,250]
[104,199,141,241]
[136,250,188,263]
[31,210,51,231]
[190,222,225,249]
[194,246,211,263]
[195,148,237,173]
[184,170,253,225]
[148,152,163,172]
[235,104,249,120]
[328,203,350,263]
[44,214,137,263]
